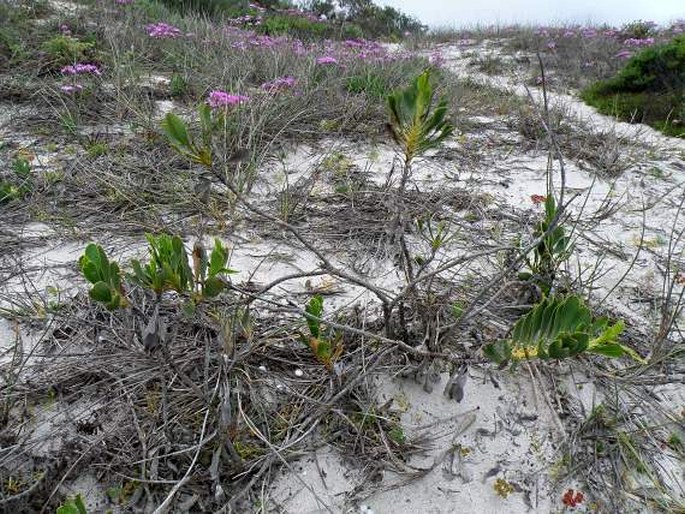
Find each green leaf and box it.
[587,343,629,358]
[202,276,225,298]
[208,239,229,277]
[57,494,88,514]
[161,113,191,149]
[89,281,112,303]
[305,295,324,339]
[80,261,100,284]
[483,340,512,365]
[502,294,627,365]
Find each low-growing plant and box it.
[131,235,235,300]
[387,69,454,168]
[483,294,644,367]
[302,295,343,370]
[0,157,32,204]
[346,72,388,98]
[169,72,188,98]
[162,106,215,168]
[80,236,234,310]
[42,34,94,66]
[56,494,88,514]
[519,194,571,294]
[79,243,127,310]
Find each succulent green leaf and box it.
[209,239,229,277]
[202,276,225,298]
[486,295,635,366]
[162,113,191,149]
[89,281,112,303]
[57,494,88,514]
[305,295,324,339]
[483,340,512,366]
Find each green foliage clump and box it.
[0,157,33,204]
[581,35,685,137]
[80,243,127,310]
[387,70,454,165]
[308,0,425,38]
[80,236,235,311]
[483,295,644,367]
[42,34,95,66]
[620,20,658,40]
[519,194,571,295]
[346,72,387,98]
[56,494,88,514]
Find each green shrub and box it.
[345,72,387,98]
[256,13,362,40]
[0,157,33,204]
[259,14,329,39]
[42,34,95,65]
[581,35,685,137]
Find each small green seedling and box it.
[484,294,645,367]
[131,234,194,295]
[0,157,33,204]
[161,105,214,168]
[387,70,454,166]
[131,234,235,300]
[519,194,571,294]
[191,238,236,299]
[56,494,88,514]
[302,295,342,370]
[79,244,127,310]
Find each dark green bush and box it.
[582,35,685,137]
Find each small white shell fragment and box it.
[294,369,304,377]
[258,365,267,372]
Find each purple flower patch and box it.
[207,90,250,108]
[146,22,183,39]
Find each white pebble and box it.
[258,365,267,372]
[294,369,304,377]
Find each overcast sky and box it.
[375,0,684,28]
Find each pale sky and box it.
[376,0,685,28]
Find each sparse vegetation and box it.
[0,1,683,513]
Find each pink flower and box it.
[207,90,249,108]
[546,40,556,49]
[316,56,338,65]
[261,76,297,92]
[61,63,101,76]
[60,84,83,94]
[623,37,654,47]
[429,51,444,67]
[146,22,183,39]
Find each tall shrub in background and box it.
[582,35,685,137]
